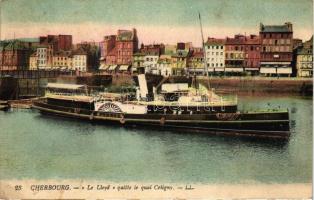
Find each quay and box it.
[1,72,313,101]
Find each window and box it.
[221,46,223,49]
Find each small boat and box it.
[32,79,290,140]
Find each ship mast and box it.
[198,12,210,90]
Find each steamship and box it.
[32,75,290,140]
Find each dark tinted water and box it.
[0,95,312,183]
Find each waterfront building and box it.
[157,55,172,76]
[106,47,117,65]
[171,50,190,75]
[36,44,53,69]
[29,52,38,70]
[205,38,225,74]
[100,35,116,65]
[225,34,246,74]
[103,29,138,65]
[296,36,313,77]
[143,52,159,74]
[0,40,32,70]
[72,51,87,72]
[188,50,205,76]
[140,43,165,55]
[244,35,261,74]
[259,22,293,77]
[52,51,72,70]
[116,29,138,65]
[132,52,145,73]
[36,46,48,69]
[75,42,100,71]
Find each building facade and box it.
[205,38,225,74]
[244,35,261,74]
[53,51,72,69]
[132,52,145,73]
[259,22,293,76]
[101,35,116,58]
[188,50,204,75]
[140,43,165,55]
[36,45,53,69]
[72,53,87,72]
[171,50,189,76]
[58,35,73,51]
[157,55,172,76]
[39,34,72,52]
[103,29,138,65]
[29,52,38,70]
[225,35,246,73]
[0,40,31,70]
[296,37,313,77]
[143,53,159,74]
[116,29,138,65]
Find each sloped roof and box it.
[191,51,204,58]
[117,30,134,41]
[172,50,189,58]
[260,23,292,33]
[206,38,226,46]
[54,51,72,57]
[0,40,29,51]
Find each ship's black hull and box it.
[32,100,290,140]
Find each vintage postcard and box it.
[0,0,313,199]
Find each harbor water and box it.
[0,95,312,184]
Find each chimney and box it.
[285,22,293,32]
[260,23,264,31]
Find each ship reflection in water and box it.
[0,95,312,183]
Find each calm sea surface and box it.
[0,95,312,183]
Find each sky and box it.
[0,0,313,46]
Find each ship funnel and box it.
[137,74,148,100]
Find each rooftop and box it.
[117,29,136,41]
[0,40,30,51]
[260,22,293,33]
[172,50,189,58]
